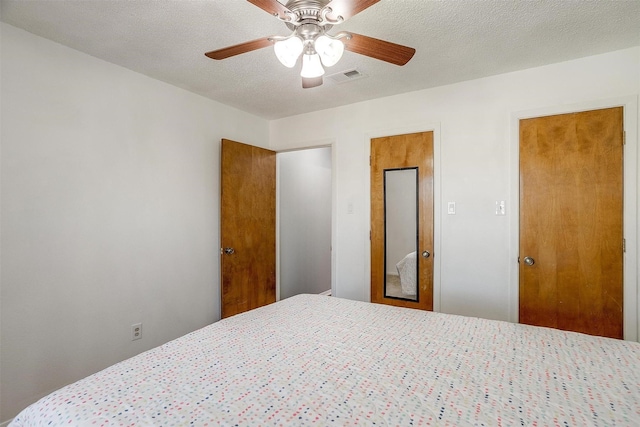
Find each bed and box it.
[10,294,640,426]
[395,251,417,296]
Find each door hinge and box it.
[623,131,626,145]
[369,155,371,166]
[369,230,371,240]
[623,239,626,253]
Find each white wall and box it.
[278,147,332,299]
[270,47,640,324]
[0,24,269,422]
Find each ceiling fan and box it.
[205,0,416,89]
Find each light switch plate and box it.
[447,202,456,215]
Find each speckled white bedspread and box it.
[11,294,640,426]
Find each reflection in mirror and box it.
[384,168,418,301]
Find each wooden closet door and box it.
[519,107,624,338]
[370,131,434,311]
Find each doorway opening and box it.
[277,146,333,299]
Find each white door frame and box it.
[275,141,337,301]
[509,96,639,341]
[364,123,442,312]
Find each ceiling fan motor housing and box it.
[285,0,332,15]
[297,23,328,42]
[284,0,342,28]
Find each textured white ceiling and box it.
[2,0,639,120]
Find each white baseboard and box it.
[1,418,13,427]
[319,289,331,296]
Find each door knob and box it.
[523,256,535,266]
[422,250,430,258]
[224,247,235,255]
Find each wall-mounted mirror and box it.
[384,167,418,301]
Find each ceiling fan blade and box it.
[205,37,273,60]
[302,76,323,89]
[247,0,293,20]
[343,32,415,66]
[324,0,381,21]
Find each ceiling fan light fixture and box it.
[314,35,344,67]
[206,0,416,89]
[274,36,303,68]
[300,53,325,78]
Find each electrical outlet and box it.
[447,201,456,215]
[131,323,142,341]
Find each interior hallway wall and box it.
[278,147,332,298]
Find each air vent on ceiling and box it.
[326,68,368,84]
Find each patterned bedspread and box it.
[11,294,640,426]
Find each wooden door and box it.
[519,107,624,338]
[221,139,276,318]
[371,132,434,310]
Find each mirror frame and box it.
[383,166,420,302]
